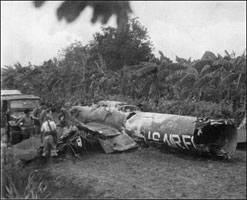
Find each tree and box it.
[123,62,158,99]
[1,65,18,89]
[89,17,154,71]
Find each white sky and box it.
[1,1,246,67]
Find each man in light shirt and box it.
[41,114,58,157]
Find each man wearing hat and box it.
[40,114,58,157]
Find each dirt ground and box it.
[1,127,246,199]
[23,144,246,199]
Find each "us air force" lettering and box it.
[144,131,197,151]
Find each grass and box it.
[1,147,50,199]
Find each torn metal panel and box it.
[70,106,138,153]
[111,131,138,151]
[125,112,238,158]
[98,138,115,153]
[194,118,237,158]
[77,122,121,137]
[96,100,141,112]
[71,106,128,131]
[98,132,138,153]
[126,112,196,137]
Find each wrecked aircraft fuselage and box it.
[125,112,238,159]
[68,102,238,159]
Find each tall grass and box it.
[1,147,50,199]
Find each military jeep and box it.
[1,90,40,144]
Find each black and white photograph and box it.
[1,1,246,199]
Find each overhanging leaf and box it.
[33,1,132,30]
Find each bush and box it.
[125,98,236,121]
[95,95,238,122]
[1,148,50,199]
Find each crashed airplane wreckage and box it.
[62,101,238,159]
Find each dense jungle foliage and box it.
[2,18,246,126]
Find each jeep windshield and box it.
[9,99,39,112]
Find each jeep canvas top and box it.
[1,90,40,126]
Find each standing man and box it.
[40,105,54,124]
[40,114,58,157]
[58,102,71,127]
[16,108,34,139]
[31,102,45,135]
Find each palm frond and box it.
[158,50,165,60]
[242,49,246,57]
[135,65,158,78]
[165,70,186,82]
[217,53,223,59]
[224,50,231,59]
[157,51,173,63]
[164,63,187,71]
[176,55,191,65]
[157,69,170,81]
[174,73,196,88]
[201,51,217,60]
[192,59,213,74]
[234,56,246,73]
[236,74,242,89]
[200,64,212,76]
[187,66,199,76]
[212,59,233,71]
[220,73,239,86]
[195,73,215,88]
[123,64,143,72]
